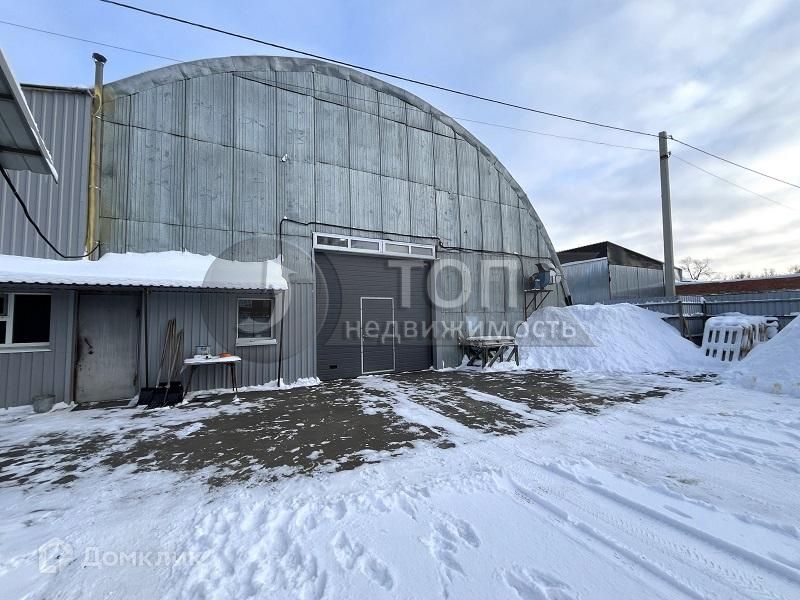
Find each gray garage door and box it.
[316,251,433,380]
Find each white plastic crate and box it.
[701,314,767,362]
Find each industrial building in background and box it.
[0,54,569,407]
[557,241,681,304]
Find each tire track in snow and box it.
[501,456,799,600]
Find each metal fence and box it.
[600,290,799,342]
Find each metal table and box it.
[463,336,520,368]
[182,355,241,397]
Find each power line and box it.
[98,0,659,139]
[453,117,656,152]
[233,73,657,153]
[0,166,100,258]
[672,154,797,212]
[0,19,182,63]
[0,21,662,156]
[670,136,800,191]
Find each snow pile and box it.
[724,316,800,397]
[516,303,714,373]
[0,251,288,290]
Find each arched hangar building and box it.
[0,56,569,406]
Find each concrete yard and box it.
[0,369,687,489]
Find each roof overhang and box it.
[0,49,58,181]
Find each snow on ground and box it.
[2,370,799,599]
[516,304,719,373]
[724,316,800,398]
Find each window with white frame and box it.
[0,292,52,349]
[236,297,275,346]
[313,233,436,259]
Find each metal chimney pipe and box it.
[85,52,107,259]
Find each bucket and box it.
[32,394,56,414]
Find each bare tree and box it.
[732,271,752,280]
[789,264,800,274]
[762,267,777,277]
[679,256,716,281]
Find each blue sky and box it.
[3,0,799,275]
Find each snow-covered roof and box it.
[0,251,288,290]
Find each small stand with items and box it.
[182,346,241,399]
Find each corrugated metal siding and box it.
[563,259,611,304]
[0,87,90,259]
[0,289,75,407]
[99,58,569,374]
[609,264,666,299]
[144,289,313,390]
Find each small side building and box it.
[558,241,680,304]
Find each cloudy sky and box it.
[3,0,799,276]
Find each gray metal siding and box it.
[0,288,75,407]
[563,259,611,304]
[0,87,91,259]
[99,57,569,373]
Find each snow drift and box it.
[516,303,714,373]
[724,316,800,397]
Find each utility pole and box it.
[659,131,676,296]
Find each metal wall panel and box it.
[315,162,350,228]
[459,195,483,250]
[276,87,314,164]
[348,109,380,174]
[562,259,611,304]
[314,72,348,106]
[232,149,277,233]
[186,73,233,145]
[456,139,479,198]
[435,190,460,246]
[406,105,432,131]
[277,160,315,228]
[499,176,518,207]
[127,128,184,224]
[349,169,382,230]
[100,121,129,219]
[0,289,75,407]
[407,126,434,185]
[500,203,521,254]
[381,176,411,235]
[314,99,349,167]
[347,80,379,115]
[233,71,276,155]
[380,118,409,179]
[184,139,232,230]
[131,80,185,136]
[231,231,277,261]
[0,87,91,259]
[481,200,502,252]
[378,91,407,123]
[409,182,436,239]
[183,226,232,257]
[125,220,182,252]
[479,154,499,202]
[519,208,538,257]
[281,283,316,382]
[433,134,457,193]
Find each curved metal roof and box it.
[0,49,58,181]
[105,55,569,294]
